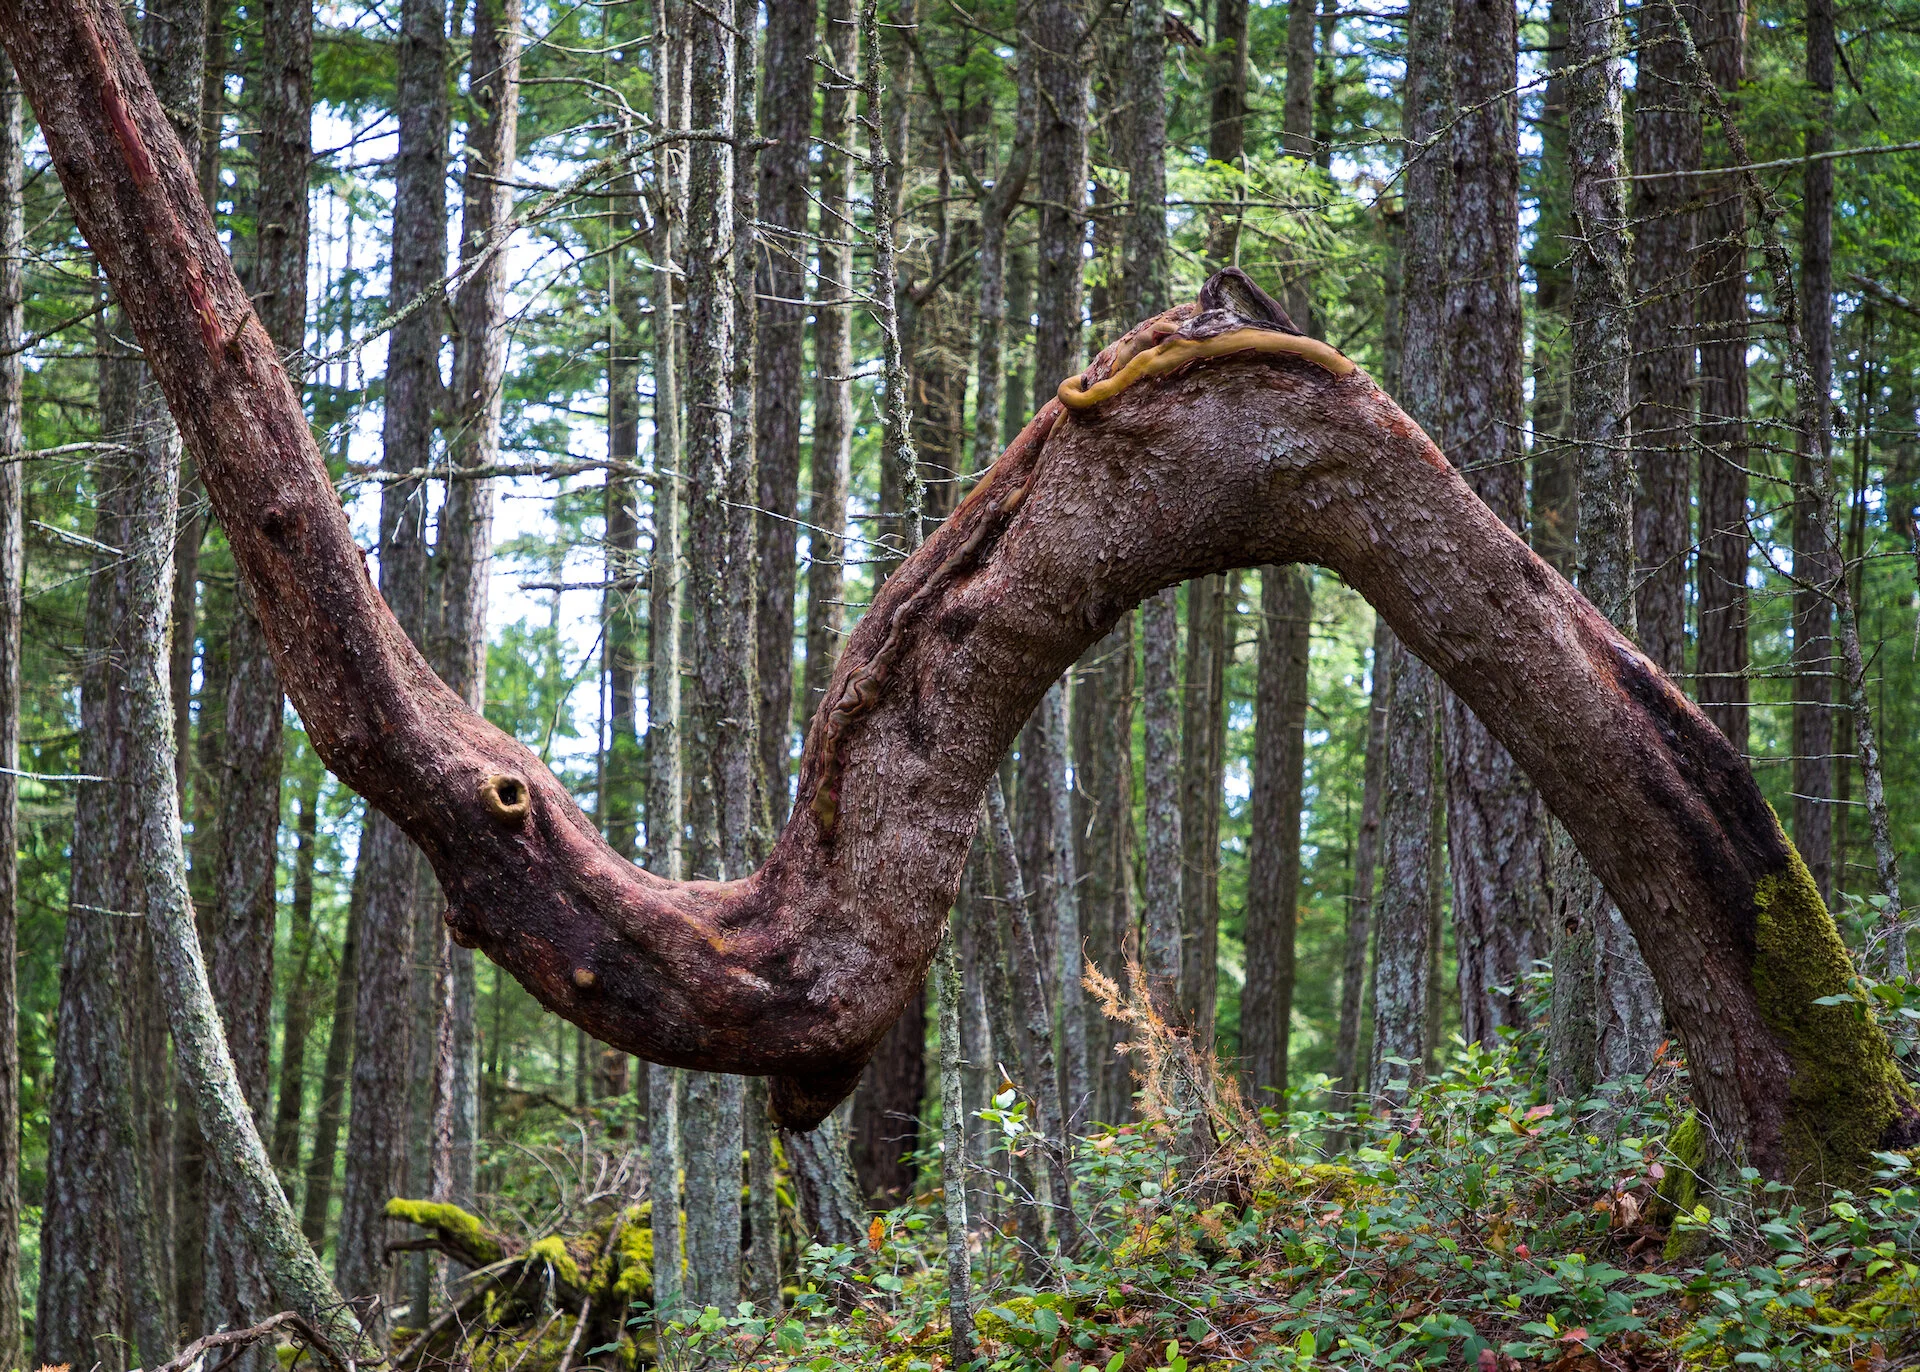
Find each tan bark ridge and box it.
[5,0,1913,1179]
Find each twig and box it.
[131,1311,352,1372]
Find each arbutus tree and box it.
[5,0,1916,1190]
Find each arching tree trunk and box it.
[12,0,1917,1186]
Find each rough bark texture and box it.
[300,872,360,1246]
[1241,566,1311,1102]
[1072,617,1134,1123]
[804,0,855,723]
[1205,0,1249,262]
[15,0,1918,1185]
[1332,615,1390,1110]
[755,0,815,818]
[1370,635,1436,1106]
[1033,0,1086,399]
[1629,0,1699,673]
[1793,0,1838,907]
[338,0,447,1323]
[851,990,927,1204]
[443,0,520,1213]
[1560,0,1662,1087]
[271,777,323,1175]
[0,51,20,1372]
[1438,0,1552,1047]
[205,600,281,1357]
[1180,577,1228,1043]
[1694,0,1750,755]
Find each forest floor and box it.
[383,1010,1920,1372]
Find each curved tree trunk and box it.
[9,0,1916,1183]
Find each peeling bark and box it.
[10,0,1917,1180]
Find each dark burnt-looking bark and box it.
[1242,566,1311,1102]
[1629,0,1699,674]
[1695,0,1749,754]
[1439,0,1552,1047]
[754,0,814,818]
[0,51,21,1372]
[12,0,1915,1186]
[850,991,927,1204]
[1793,0,1838,906]
[339,0,447,1321]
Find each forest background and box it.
[0,0,1918,1363]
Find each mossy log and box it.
[386,1199,653,1369]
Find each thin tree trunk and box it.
[1242,566,1311,1104]
[1793,0,1837,907]
[850,994,926,1204]
[115,336,368,1358]
[984,780,1077,1258]
[0,51,20,1372]
[1331,615,1389,1114]
[205,602,281,1358]
[1205,0,1249,262]
[1694,0,1750,754]
[1439,0,1551,1047]
[935,922,975,1364]
[270,775,322,1175]
[338,0,446,1323]
[300,871,361,1247]
[804,0,856,722]
[1179,576,1227,1044]
[682,0,747,1307]
[744,1078,780,1309]
[1629,0,1699,674]
[206,0,306,1337]
[1073,619,1133,1124]
[1370,635,1436,1107]
[1129,0,1176,1023]
[1530,0,1573,577]
[645,0,687,1332]
[1556,0,1662,1089]
[755,0,815,820]
[442,0,519,1215]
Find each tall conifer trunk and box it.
[0,51,21,1372]
[338,0,446,1324]
[1629,0,1699,673]
[1439,0,1551,1046]
[1695,0,1750,754]
[1793,0,1838,906]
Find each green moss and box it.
[527,1234,584,1289]
[1657,1111,1706,1260]
[1750,840,1913,1186]
[384,1199,506,1265]
[611,1207,654,1304]
[471,1315,579,1372]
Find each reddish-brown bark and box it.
[7,1,1913,1177]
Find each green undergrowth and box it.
[651,1038,1920,1372]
